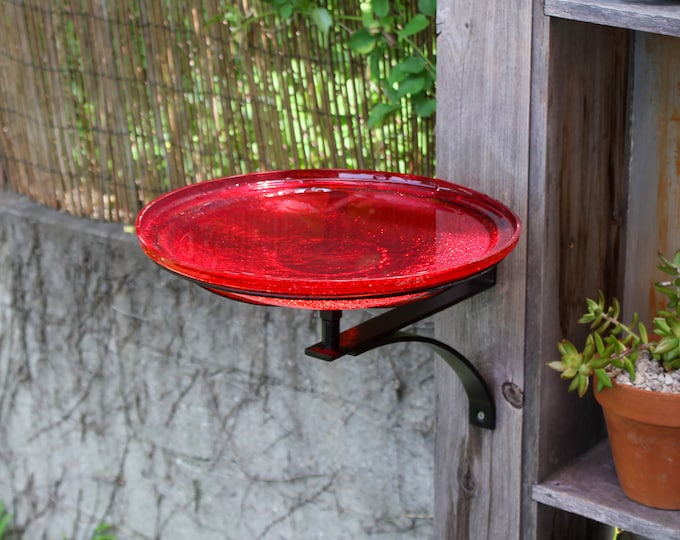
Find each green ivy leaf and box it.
[414,97,436,117]
[418,0,437,17]
[397,14,430,40]
[367,103,400,128]
[371,0,390,19]
[361,7,377,30]
[421,71,435,91]
[388,56,426,84]
[349,28,379,54]
[396,75,425,98]
[311,7,332,36]
[280,4,295,19]
[367,49,384,82]
[378,15,395,33]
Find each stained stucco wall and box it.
[0,192,434,540]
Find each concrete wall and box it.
[0,192,434,539]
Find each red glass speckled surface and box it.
[135,170,521,309]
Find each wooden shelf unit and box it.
[532,1,680,538]
[435,0,680,538]
[545,0,680,36]
[533,441,680,539]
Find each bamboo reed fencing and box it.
[0,0,435,223]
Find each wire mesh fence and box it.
[0,0,435,223]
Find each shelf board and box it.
[544,0,680,37]
[533,440,680,539]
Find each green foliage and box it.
[345,1,436,127]
[90,523,118,540]
[548,250,680,396]
[222,0,437,128]
[0,503,11,540]
[0,503,117,540]
[266,0,333,33]
[653,250,680,371]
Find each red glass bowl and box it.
[135,169,521,310]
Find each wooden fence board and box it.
[435,2,630,537]
[527,17,630,539]
[434,1,531,537]
[624,33,680,322]
[545,0,680,37]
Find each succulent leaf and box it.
[546,361,567,372]
[623,357,636,380]
[666,357,680,370]
[594,333,606,356]
[590,355,612,369]
[585,297,599,311]
[561,368,577,379]
[595,369,612,391]
[557,339,577,356]
[551,250,680,397]
[568,376,580,393]
[639,322,649,344]
[654,336,678,355]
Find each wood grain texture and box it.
[527,17,631,539]
[435,3,669,538]
[525,19,680,540]
[534,441,680,539]
[550,20,630,339]
[545,0,680,37]
[624,33,680,323]
[434,0,531,538]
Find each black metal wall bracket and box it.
[305,266,497,430]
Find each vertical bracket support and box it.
[305,267,497,430]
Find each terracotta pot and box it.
[594,380,680,509]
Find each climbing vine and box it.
[217,0,436,127]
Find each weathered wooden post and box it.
[435,1,680,538]
[435,2,530,537]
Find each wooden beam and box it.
[435,2,631,537]
[434,1,531,537]
[545,0,680,37]
[526,15,630,540]
[624,33,680,323]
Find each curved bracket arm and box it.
[352,331,495,430]
[305,267,497,430]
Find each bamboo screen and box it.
[0,1,435,223]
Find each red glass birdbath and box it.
[136,169,521,429]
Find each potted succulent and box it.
[548,250,680,510]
